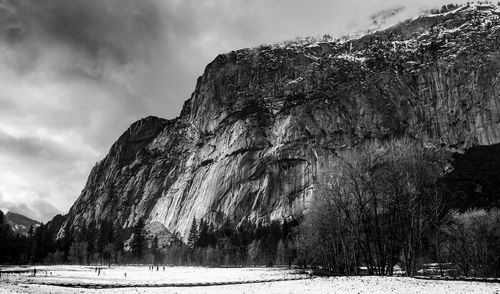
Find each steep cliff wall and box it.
[60,4,500,239]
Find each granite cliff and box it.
[59,4,500,240]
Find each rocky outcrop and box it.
[60,4,500,240]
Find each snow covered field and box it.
[1,265,499,293]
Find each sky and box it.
[0,0,469,222]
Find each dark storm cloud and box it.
[0,130,77,160]
[0,0,173,222]
[0,0,470,222]
[0,0,161,67]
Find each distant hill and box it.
[5,211,40,235]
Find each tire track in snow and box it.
[24,276,312,289]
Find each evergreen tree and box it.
[130,218,146,262]
[0,211,12,264]
[27,224,34,238]
[85,221,96,264]
[25,224,34,263]
[196,219,209,248]
[97,220,107,256]
[151,235,159,265]
[32,223,49,263]
[207,223,217,247]
[221,218,234,239]
[59,223,73,262]
[187,218,198,252]
[112,237,124,264]
[97,219,114,264]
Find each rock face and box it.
[60,4,500,240]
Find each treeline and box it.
[0,212,67,265]
[0,210,300,268]
[0,214,127,265]
[0,211,32,264]
[157,217,299,267]
[60,219,126,265]
[427,3,462,14]
[299,138,500,277]
[442,209,500,277]
[426,2,500,15]
[299,139,447,275]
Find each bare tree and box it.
[301,138,446,276]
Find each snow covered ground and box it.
[1,265,499,293]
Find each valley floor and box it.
[0,265,499,293]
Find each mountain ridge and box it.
[57,3,500,240]
[2,210,41,235]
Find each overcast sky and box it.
[0,0,469,222]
